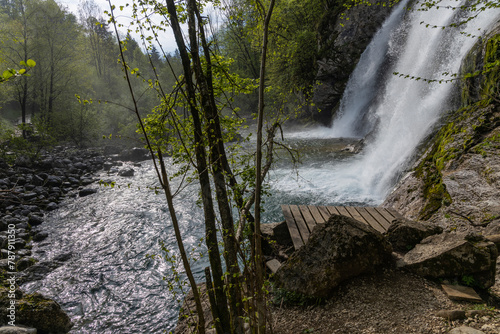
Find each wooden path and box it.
[281,204,403,250]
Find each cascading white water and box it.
[327,0,500,200]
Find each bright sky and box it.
[56,0,180,53]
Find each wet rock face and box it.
[398,232,498,288]
[383,28,500,229]
[274,214,393,298]
[311,0,393,124]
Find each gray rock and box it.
[16,257,36,271]
[45,202,58,211]
[33,231,49,242]
[385,217,443,252]
[435,310,466,321]
[73,162,88,171]
[28,215,43,226]
[103,162,113,171]
[46,175,62,187]
[118,167,134,177]
[274,214,393,297]
[80,177,94,185]
[448,327,485,334]
[1,238,26,250]
[31,175,44,186]
[485,234,500,253]
[0,326,37,334]
[261,221,293,257]
[79,188,97,197]
[19,192,37,201]
[398,232,498,288]
[465,310,489,318]
[67,177,79,185]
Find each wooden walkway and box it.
[281,204,403,250]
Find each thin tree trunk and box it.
[254,0,276,332]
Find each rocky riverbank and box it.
[0,145,149,333]
[0,146,106,333]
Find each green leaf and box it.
[2,70,13,80]
[26,59,36,67]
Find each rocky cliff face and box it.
[383,24,500,233]
[311,1,393,125]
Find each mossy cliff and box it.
[384,25,500,230]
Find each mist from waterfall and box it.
[304,0,500,202]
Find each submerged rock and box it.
[274,214,393,297]
[398,232,498,288]
[118,167,135,177]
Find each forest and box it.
[0,0,331,151]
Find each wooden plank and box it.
[354,207,385,233]
[299,205,317,233]
[365,207,391,231]
[375,207,397,225]
[344,206,369,225]
[308,205,326,224]
[266,259,282,274]
[281,204,304,249]
[326,206,341,216]
[335,206,351,218]
[290,205,310,243]
[317,206,331,222]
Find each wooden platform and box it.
[281,204,403,250]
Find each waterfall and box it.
[328,0,500,201]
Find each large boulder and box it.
[0,290,72,333]
[385,217,443,252]
[398,233,498,288]
[15,293,72,333]
[274,214,393,297]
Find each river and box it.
[22,135,365,333]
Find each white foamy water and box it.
[275,1,500,203]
